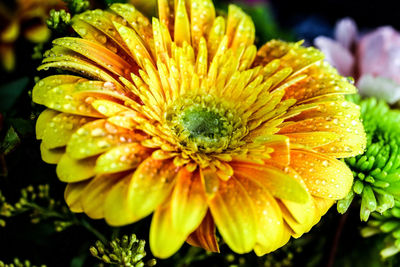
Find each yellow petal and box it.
[208,176,256,253]
[80,174,124,219]
[186,211,220,252]
[150,203,187,258]
[56,154,96,182]
[40,142,64,164]
[226,5,254,49]
[66,119,140,159]
[53,37,133,77]
[33,75,86,106]
[42,113,93,149]
[170,169,208,235]
[110,3,153,42]
[232,162,309,203]
[95,143,150,174]
[235,175,284,255]
[64,181,90,213]
[190,0,215,49]
[279,115,366,158]
[104,158,179,226]
[174,0,191,46]
[36,109,59,139]
[290,149,354,199]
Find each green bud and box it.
[89,247,98,257]
[146,259,157,266]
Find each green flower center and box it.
[166,95,247,153]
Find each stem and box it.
[326,212,349,267]
[80,218,108,244]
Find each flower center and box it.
[166,95,247,153]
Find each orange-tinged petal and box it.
[208,176,256,254]
[235,175,284,255]
[157,0,174,34]
[232,162,309,203]
[80,174,124,219]
[171,169,208,235]
[284,63,356,103]
[64,180,90,212]
[187,211,219,252]
[284,131,340,149]
[290,149,353,199]
[200,168,220,198]
[104,158,179,226]
[280,115,366,158]
[53,37,133,77]
[56,154,96,182]
[38,56,122,87]
[150,203,187,259]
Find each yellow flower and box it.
[33,1,366,258]
[0,0,66,71]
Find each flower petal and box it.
[150,203,187,258]
[53,37,133,77]
[66,119,143,159]
[40,143,64,164]
[234,175,285,255]
[186,211,220,252]
[208,177,256,253]
[104,158,179,226]
[314,36,355,77]
[36,109,59,139]
[33,75,86,106]
[42,113,93,149]
[226,5,255,49]
[280,115,366,158]
[64,180,90,212]
[95,143,151,174]
[56,154,97,182]
[232,162,309,203]
[80,174,124,219]
[171,169,208,235]
[290,149,353,199]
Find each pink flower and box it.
[315,18,400,104]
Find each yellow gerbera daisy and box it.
[33,0,366,258]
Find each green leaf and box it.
[0,126,21,155]
[0,77,29,113]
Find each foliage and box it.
[339,95,400,221]
[90,234,157,266]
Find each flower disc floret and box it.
[166,95,246,154]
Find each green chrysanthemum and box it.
[361,201,400,258]
[338,96,400,221]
